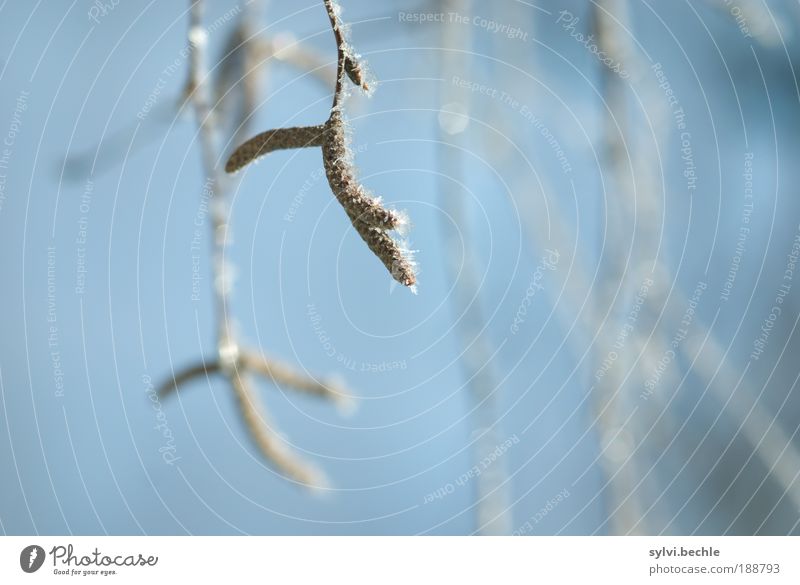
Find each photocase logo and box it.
[20,545,45,573]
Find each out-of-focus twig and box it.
[682,326,800,518]
[159,1,351,489]
[257,33,337,88]
[157,360,221,398]
[497,0,800,530]
[63,16,334,184]
[437,0,513,535]
[230,370,327,486]
[587,0,651,535]
[704,0,786,47]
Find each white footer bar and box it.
[1,536,797,583]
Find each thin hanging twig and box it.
[159,0,352,489]
[225,0,417,290]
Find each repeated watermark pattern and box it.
[399,11,528,41]
[510,249,559,334]
[142,374,180,465]
[556,10,630,79]
[595,277,654,382]
[423,435,519,504]
[751,224,800,361]
[641,281,707,400]
[720,152,754,303]
[513,488,571,535]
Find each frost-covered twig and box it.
[226,0,417,289]
[225,125,327,170]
